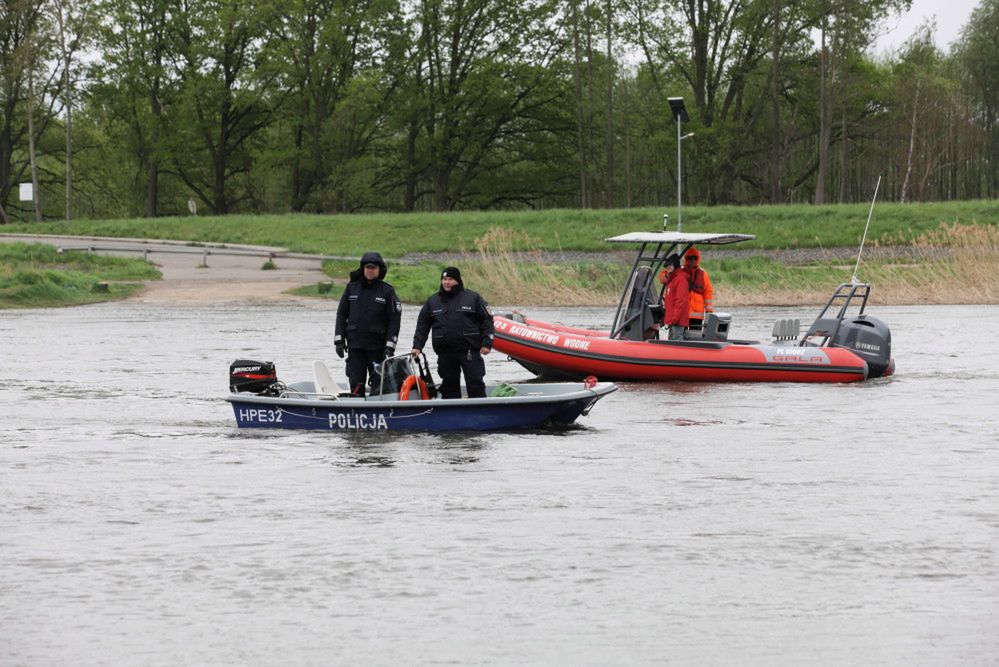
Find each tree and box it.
[52,0,94,220]
[954,0,999,199]
[624,0,778,203]
[168,0,280,214]
[811,0,910,204]
[90,0,175,217]
[403,0,569,210]
[262,0,402,212]
[0,0,61,223]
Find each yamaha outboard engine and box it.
[829,316,893,378]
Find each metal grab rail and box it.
[54,244,362,264]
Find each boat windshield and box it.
[605,230,755,337]
[375,354,418,396]
[611,266,656,340]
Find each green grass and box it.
[4,200,996,256]
[291,259,465,303]
[5,201,998,307]
[0,242,160,309]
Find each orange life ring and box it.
[399,375,430,401]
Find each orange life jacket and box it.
[688,267,713,319]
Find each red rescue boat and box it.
[493,232,894,383]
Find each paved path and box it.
[1,234,331,304]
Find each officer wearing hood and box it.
[410,266,494,399]
[334,252,402,396]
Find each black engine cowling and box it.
[229,359,278,393]
[829,315,893,378]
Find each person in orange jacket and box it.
[684,247,714,330]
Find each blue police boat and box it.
[226,354,616,432]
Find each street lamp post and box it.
[668,97,691,232]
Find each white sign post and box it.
[19,182,33,201]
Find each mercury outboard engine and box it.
[229,359,278,393]
[830,315,893,378]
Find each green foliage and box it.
[7,0,999,223]
[0,242,159,308]
[317,259,444,303]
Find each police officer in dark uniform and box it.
[410,266,494,399]
[334,252,402,396]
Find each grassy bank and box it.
[0,243,160,309]
[4,200,996,256]
[289,223,999,306]
[4,200,998,307]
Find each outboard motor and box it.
[829,316,893,378]
[229,359,278,393]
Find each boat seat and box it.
[771,318,800,341]
[803,317,841,339]
[313,360,340,399]
[695,312,731,341]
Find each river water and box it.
[2,301,997,665]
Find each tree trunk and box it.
[604,0,614,208]
[433,169,450,211]
[814,17,829,205]
[900,81,920,204]
[404,118,418,211]
[56,3,73,221]
[291,123,306,211]
[838,95,848,203]
[214,149,228,214]
[146,90,162,218]
[584,0,595,204]
[571,0,587,207]
[625,130,631,208]
[769,0,782,204]
[27,70,42,222]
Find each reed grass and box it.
[436,223,999,307]
[462,228,621,306]
[864,223,999,305]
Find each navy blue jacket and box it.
[412,286,494,353]
[335,253,402,351]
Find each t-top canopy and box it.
[605,232,756,245]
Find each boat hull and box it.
[493,316,873,383]
[227,381,616,432]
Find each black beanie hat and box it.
[441,266,462,284]
[666,254,681,269]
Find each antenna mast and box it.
[852,174,882,284]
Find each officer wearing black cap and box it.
[334,252,402,396]
[410,266,494,399]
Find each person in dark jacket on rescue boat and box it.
[334,252,402,396]
[410,267,494,399]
